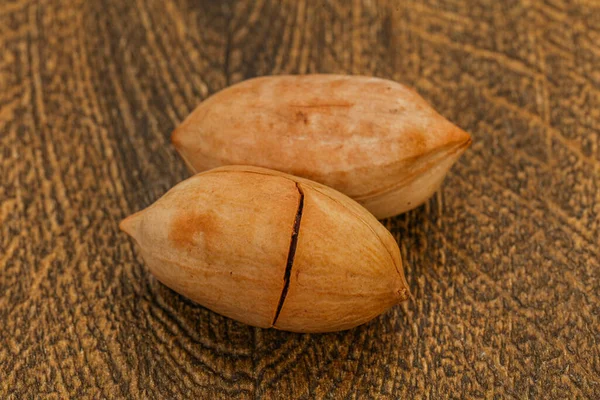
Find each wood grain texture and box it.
[0,0,598,398]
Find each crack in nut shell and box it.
[120,166,410,333]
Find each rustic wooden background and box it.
[1,0,599,398]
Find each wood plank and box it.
[1,0,598,398]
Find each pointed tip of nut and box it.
[393,266,412,305]
[452,126,472,148]
[439,125,472,159]
[171,126,184,150]
[119,211,144,238]
[171,127,201,174]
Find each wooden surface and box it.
[1,0,599,398]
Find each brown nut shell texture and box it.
[120,166,410,333]
[172,74,471,219]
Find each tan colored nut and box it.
[120,166,410,333]
[172,74,471,219]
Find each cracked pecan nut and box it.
[172,74,471,219]
[120,166,410,333]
